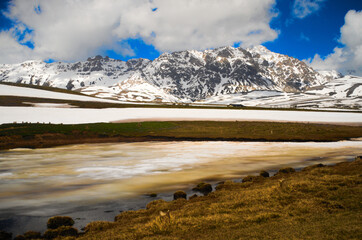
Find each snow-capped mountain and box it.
[0,46,342,102]
[137,45,339,101]
[0,56,149,89]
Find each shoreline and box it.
[2,136,362,152]
[112,118,362,126]
[3,135,362,151]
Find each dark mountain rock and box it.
[0,45,338,102]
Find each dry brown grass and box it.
[69,158,362,240]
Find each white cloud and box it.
[5,0,131,61]
[113,0,278,52]
[0,29,39,64]
[306,10,362,76]
[293,0,326,19]
[0,0,278,63]
[305,47,347,72]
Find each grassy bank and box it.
[0,121,361,150]
[10,158,362,239]
[80,158,362,240]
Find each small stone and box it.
[260,170,270,178]
[192,182,213,195]
[173,190,187,200]
[47,216,75,229]
[148,193,157,197]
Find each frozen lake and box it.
[0,141,361,235]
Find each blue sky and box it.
[0,0,361,75]
[264,0,362,60]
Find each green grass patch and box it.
[0,121,361,150]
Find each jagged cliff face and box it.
[139,47,274,101]
[0,46,340,102]
[138,46,333,100]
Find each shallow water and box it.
[0,141,361,234]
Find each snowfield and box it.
[0,107,361,125]
[0,80,361,125]
[0,84,122,103]
[198,76,362,110]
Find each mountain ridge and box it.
[0,45,343,103]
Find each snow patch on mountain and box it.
[81,75,181,103]
[0,46,340,103]
[0,84,121,103]
[199,75,362,110]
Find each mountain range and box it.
[1,45,360,110]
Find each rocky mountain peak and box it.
[0,45,342,102]
[87,55,104,62]
[249,45,271,55]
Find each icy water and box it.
[0,141,361,235]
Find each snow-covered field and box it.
[0,81,361,125]
[0,84,121,103]
[1,107,361,125]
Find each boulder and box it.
[173,190,187,200]
[259,170,270,178]
[192,182,213,195]
[47,216,74,229]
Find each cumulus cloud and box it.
[0,29,38,64]
[113,0,278,52]
[292,0,326,19]
[0,0,278,63]
[306,10,362,76]
[5,0,132,61]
